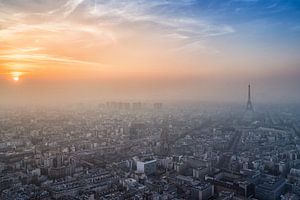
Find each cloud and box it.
[0,0,67,13]
[231,0,259,2]
[0,0,235,57]
[0,53,100,66]
[80,0,235,50]
[291,25,300,32]
[48,0,86,17]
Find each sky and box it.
[0,0,300,105]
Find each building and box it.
[129,123,146,140]
[48,156,76,179]
[205,170,255,198]
[160,124,170,156]
[255,175,286,200]
[136,159,157,175]
[154,103,162,110]
[191,182,214,200]
[193,167,209,179]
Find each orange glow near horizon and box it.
[0,1,291,84]
[1,0,300,104]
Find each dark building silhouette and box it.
[154,103,163,110]
[129,124,137,140]
[160,123,170,156]
[246,84,254,112]
[129,123,146,140]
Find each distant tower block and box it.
[246,84,254,112]
[160,123,170,156]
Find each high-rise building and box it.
[160,123,170,156]
[191,183,214,200]
[154,103,162,110]
[255,176,286,200]
[136,159,157,175]
[129,123,146,140]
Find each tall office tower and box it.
[129,124,138,140]
[246,84,254,112]
[154,103,163,110]
[160,123,170,156]
[129,123,145,140]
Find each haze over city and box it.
[0,0,300,105]
[2,1,300,200]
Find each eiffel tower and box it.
[246,84,254,112]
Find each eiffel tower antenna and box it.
[246,83,254,112]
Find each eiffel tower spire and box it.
[246,84,254,111]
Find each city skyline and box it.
[0,0,300,105]
[1,1,300,199]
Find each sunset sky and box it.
[0,0,300,104]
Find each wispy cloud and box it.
[48,0,86,17]
[291,25,300,32]
[0,0,299,75]
[0,53,100,66]
[0,0,236,59]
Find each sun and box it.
[11,71,22,82]
[13,76,19,81]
